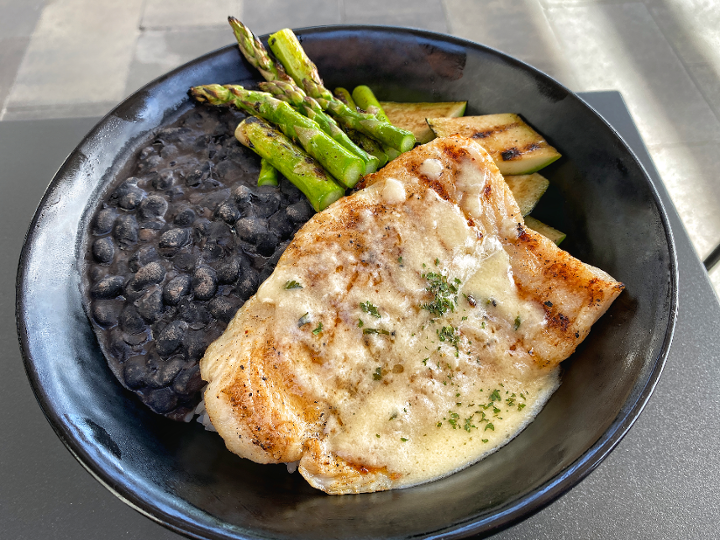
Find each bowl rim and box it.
[16,24,678,540]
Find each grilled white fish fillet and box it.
[200,135,624,494]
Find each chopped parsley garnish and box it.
[360,301,381,318]
[376,434,381,438]
[422,357,429,366]
[421,270,459,317]
[489,389,501,402]
[358,319,364,327]
[484,423,495,432]
[518,403,526,411]
[312,322,323,335]
[284,280,303,290]
[437,325,460,356]
[363,328,390,335]
[373,367,383,380]
[397,256,403,264]
[514,315,521,331]
[400,438,408,442]
[298,312,310,327]
[482,438,489,443]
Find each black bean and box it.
[172,251,196,272]
[90,275,125,299]
[233,185,253,206]
[119,187,146,210]
[119,305,146,334]
[184,330,210,360]
[185,166,206,187]
[124,354,149,389]
[198,189,231,213]
[208,296,239,323]
[235,217,268,245]
[139,194,168,220]
[173,206,196,226]
[135,286,163,323]
[145,387,179,414]
[172,364,204,396]
[127,245,159,273]
[267,209,294,240]
[92,237,115,264]
[177,299,211,329]
[155,320,188,357]
[91,299,124,327]
[158,228,191,256]
[152,170,175,190]
[215,159,242,182]
[163,274,192,305]
[252,186,282,217]
[236,266,259,302]
[134,261,166,286]
[193,218,212,237]
[139,145,157,161]
[216,200,240,224]
[216,257,241,284]
[142,154,163,173]
[123,328,149,346]
[113,214,139,248]
[93,208,117,235]
[192,265,217,301]
[280,180,302,203]
[286,199,314,223]
[145,352,185,389]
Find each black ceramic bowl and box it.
[17,26,676,539]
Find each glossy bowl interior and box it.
[17,26,676,539]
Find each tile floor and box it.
[1,0,719,294]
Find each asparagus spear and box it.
[259,80,379,174]
[334,88,357,109]
[190,84,364,189]
[226,18,378,175]
[346,130,388,167]
[235,117,344,211]
[352,85,391,124]
[267,28,416,153]
[258,158,279,186]
[228,16,293,84]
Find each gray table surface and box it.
[1,91,718,539]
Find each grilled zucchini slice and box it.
[505,173,550,216]
[427,113,561,174]
[524,216,566,245]
[380,101,467,144]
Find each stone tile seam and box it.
[643,6,720,129]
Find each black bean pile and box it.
[84,106,314,421]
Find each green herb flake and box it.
[358,319,364,327]
[372,367,383,380]
[485,423,495,432]
[482,438,489,443]
[489,389,501,402]
[514,315,521,331]
[422,357,429,366]
[284,280,303,290]
[298,312,310,327]
[420,271,459,317]
[401,437,408,442]
[397,256,403,264]
[364,328,390,335]
[435,258,440,266]
[436,422,443,427]
[360,301,381,318]
[376,434,381,438]
[518,403,526,411]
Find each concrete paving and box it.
[1,0,719,294]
